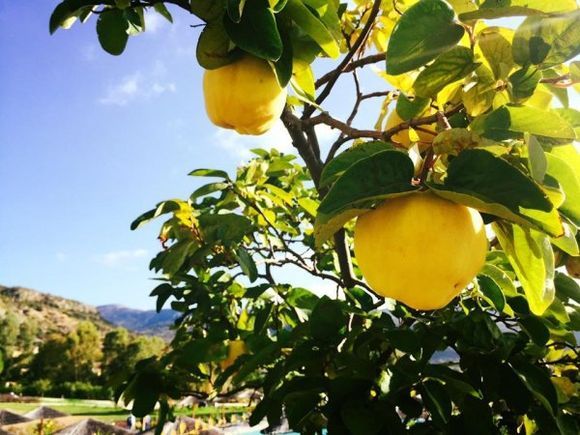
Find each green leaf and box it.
[96,8,129,56]
[188,168,230,179]
[385,330,420,355]
[190,0,225,21]
[413,47,478,98]
[424,365,482,399]
[227,0,246,22]
[477,26,514,80]
[551,222,578,256]
[472,105,576,141]
[477,275,506,312]
[479,263,518,297]
[315,151,417,246]
[396,94,431,122]
[49,0,97,34]
[519,316,550,346]
[509,66,541,101]
[341,400,383,435]
[196,21,237,69]
[527,135,547,183]
[310,297,346,342]
[459,0,577,20]
[513,361,559,416]
[283,0,340,58]
[162,240,196,276]
[273,29,293,86]
[428,149,562,237]
[513,10,580,68]
[224,0,282,61]
[546,153,580,227]
[494,223,555,315]
[286,287,319,310]
[180,339,228,365]
[199,213,253,245]
[150,283,173,313]
[190,182,229,201]
[554,271,580,304]
[421,380,452,426]
[124,8,144,35]
[235,247,258,282]
[386,0,465,75]
[128,365,162,418]
[153,3,173,22]
[320,141,396,189]
[131,200,181,230]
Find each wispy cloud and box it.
[98,61,176,106]
[214,120,294,160]
[95,249,149,269]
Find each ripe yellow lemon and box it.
[354,192,487,310]
[203,56,287,135]
[386,109,437,150]
[220,340,247,370]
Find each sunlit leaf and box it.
[386,0,464,75]
[494,223,555,315]
[413,47,478,98]
[513,10,580,68]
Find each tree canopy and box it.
[49,0,580,434]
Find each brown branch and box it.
[315,53,386,88]
[308,104,464,144]
[304,0,382,117]
[539,74,572,85]
[281,106,323,187]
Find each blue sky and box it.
[0,1,386,309]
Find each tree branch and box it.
[307,104,464,145]
[303,0,382,117]
[281,107,323,187]
[315,52,386,88]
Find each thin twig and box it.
[304,0,382,117]
[315,53,386,88]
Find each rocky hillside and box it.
[0,285,175,339]
[0,285,113,339]
[97,305,178,339]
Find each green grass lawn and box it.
[0,398,249,425]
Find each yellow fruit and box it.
[566,256,580,278]
[354,192,488,310]
[220,340,247,370]
[203,56,287,135]
[386,109,437,150]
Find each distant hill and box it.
[0,285,113,340]
[0,285,176,340]
[97,305,178,340]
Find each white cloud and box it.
[98,65,176,106]
[214,120,293,161]
[95,249,149,268]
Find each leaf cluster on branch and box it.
[49,0,580,433]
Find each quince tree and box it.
[50,0,580,433]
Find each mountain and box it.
[0,285,113,339]
[97,305,178,339]
[0,285,176,340]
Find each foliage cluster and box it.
[48,0,580,434]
